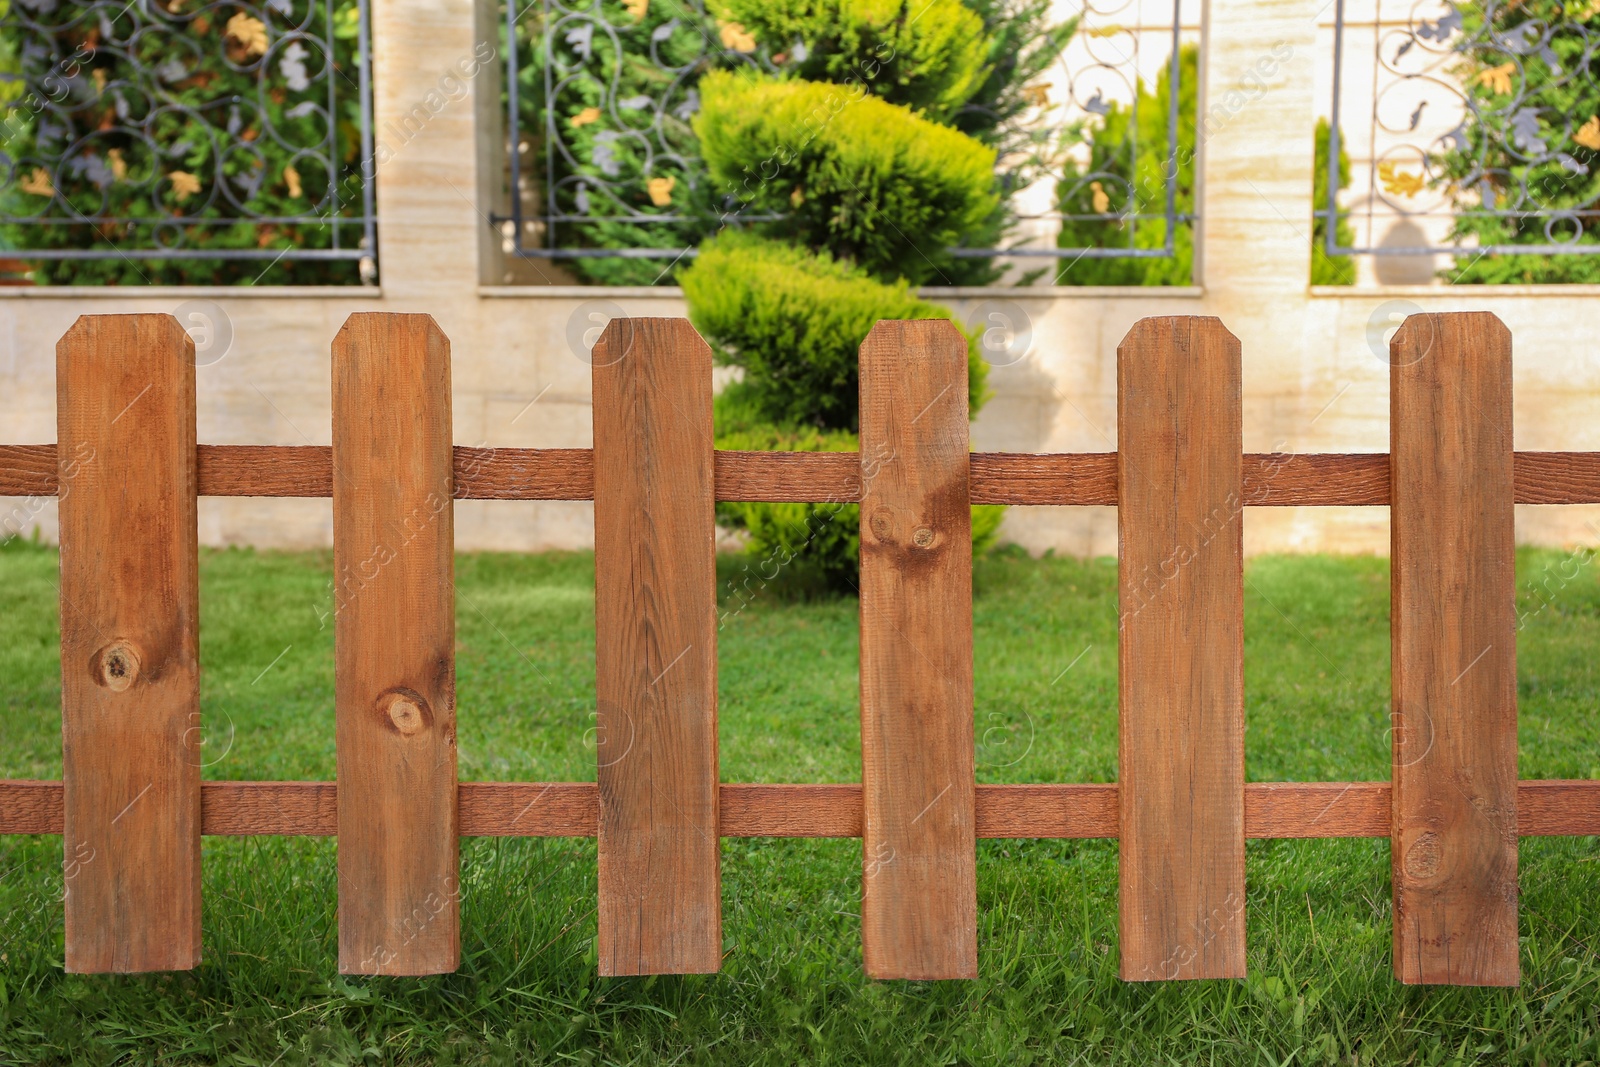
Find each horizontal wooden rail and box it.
[2,779,1597,838]
[5,445,1600,505]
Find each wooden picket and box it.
[1389,313,1519,986]
[858,320,978,980]
[1116,318,1246,981]
[591,318,721,975]
[56,315,201,973]
[331,314,460,976]
[5,310,1600,986]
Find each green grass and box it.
[3,538,1600,1064]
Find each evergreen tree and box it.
[679,0,1069,592]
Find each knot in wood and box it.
[93,641,141,692]
[913,527,935,548]
[1403,831,1441,880]
[376,688,432,737]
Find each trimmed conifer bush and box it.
[680,1,1064,597]
[693,71,999,286]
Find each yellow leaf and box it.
[570,106,601,129]
[718,20,757,52]
[1475,62,1514,96]
[1574,0,1600,19]
[623,0,648,19]
[646,175,675,206]
[1021,83,1051,108]
[790,185,804,207]
[284,164,302,199]
[168,170,202,201]
[1576,115,1600,151]
[1378,160,1425,197]
[225,13,269,59]
[1090,181,1109,213]
[108,148,126,180]
[19,167,53,197]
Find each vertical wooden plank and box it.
[592,317,720,975]
[332,313,459,975]
[1117,316,1245,981]
[858,319,977,980]
[1390,312,1518,986]
[58,314,200,973]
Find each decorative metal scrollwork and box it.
[1325,0,1600,257]
[0,0,375,272]
[504,0,770,265]
[503,0,1196,271]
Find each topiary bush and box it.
[684,231,1004,593]
[693,70,999,286]
[708,0,991,122]
[676,1,1071,595]
[707,332,1005,596]
[681,230,990,430]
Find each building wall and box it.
[3,0,1598,556]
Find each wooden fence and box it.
[2,311,1599,985]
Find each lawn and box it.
[2,537,1599,1064]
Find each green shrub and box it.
[1054,46,1196,285]
[515,0,749,286]
[715,405,1006,597]
[0,1,367,285]
[1439,2,1600,283]
[680,2,1072,593]
[693,70,999,285]
[714,416,864,595]
[1054,48,1355,287]
[682,231,989,431]
[691,235,1001,595]
[708,0,990,122]
[1311,119,1356,286]
[948,0,1076,153]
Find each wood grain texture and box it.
[5,779,1600,838]
[858,319,978,980]
[1513,452,1600,504]
[1245,782,1388,838]
[1390,312,1519,987]
[56,314,201,974]
[453,446,592,499]
[591,318,721,976]
[6,444,1600,505]
[203,781,338,835]
[715,450,861,502]
[458,782,600,836]
[975,784,1119,838]
[332,313,460,976]
[199,444,332,496]
[1117,316,1246,982]
[0,444,57,499]
[721,784,863,837]
[969,453,1118,505]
